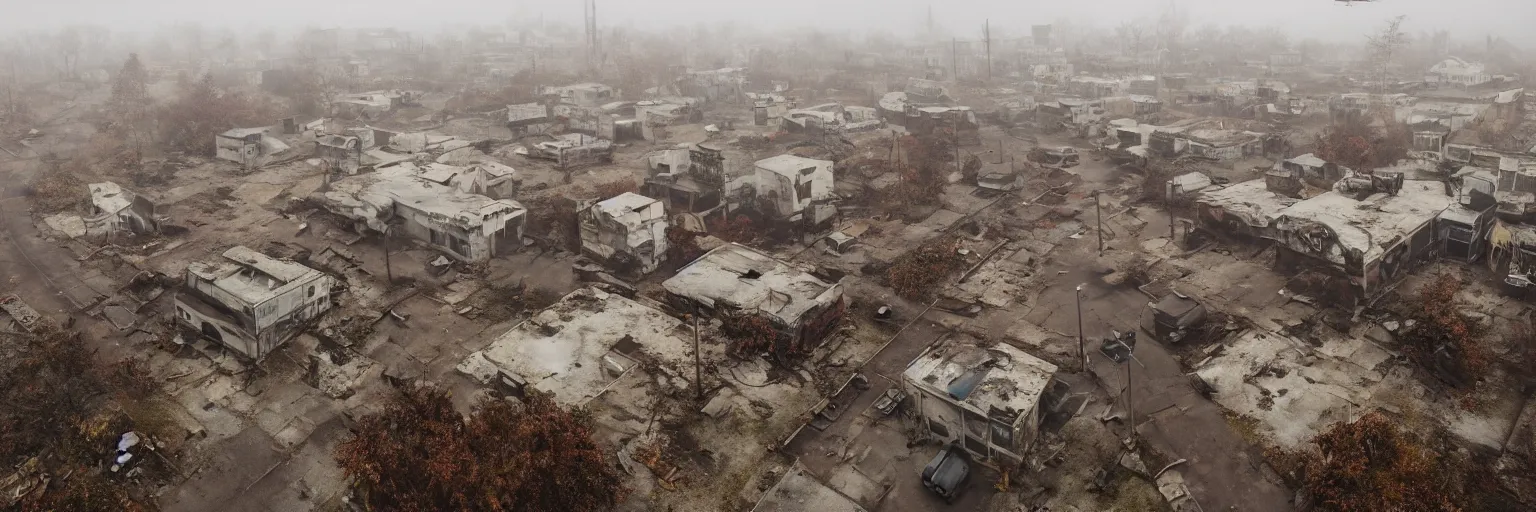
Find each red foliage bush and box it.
[336,386,628,512]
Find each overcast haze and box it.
[6,0,1533,45]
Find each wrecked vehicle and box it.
[921,444,972,503]
[1139,293,1208,343]
[1029,147,1080,168]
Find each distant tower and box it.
[927,6,934,36]
[584,0,600,71]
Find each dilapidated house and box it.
[1428,57,1492,87]
[505,102,554,136]
[741,154,836,227]
[542,83,615,107]
[215,127,292,169]
[579,192,670,275]
[317,162,527,262]
[645,143,732,213]
[332,90,417,119]
[1036,98,1105,131]
[1149,118,1268,161]
[1270,178,1455,303]
[662,243,845,355]
[173,246,338,361]
[1272,153,1346,191]
[903,334,1059,467]
[521,133,614,169]
[316,134,363,174]
[86,182,163,237]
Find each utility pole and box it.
[984,20,992,82]
[692,312,703,401]
[1095,191,1104,254]
[951,37,957,82]
[1127,359,1135,437]
[1166,179,1176,242]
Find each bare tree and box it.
[1367,15,1410,90]
[56,27,82,80]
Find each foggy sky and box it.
[7,0,1532,46]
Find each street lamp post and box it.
[1076,284,1086,371]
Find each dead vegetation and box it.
[27,157,91,214]
[1311,117,1412,173]
[886,236,967,300]
[474,281,560,323]
[1268,410,1516,512]
[718,313,783,358]
[1,326,161,510]
[1398,273,1488,388]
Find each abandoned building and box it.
[505,102,554,136]
[173,246,338,361]
[902,334,1059,467]
[1150,118,1268,161]
[315,134,363,174]
[86,182,163,237]
[458,287,699,403]
[1428,57,1493,87]
[522,133,614,169]
[644,143,729,213]
[578,192,670,275]
[661,243,845,354]
[741,154,836,226]
[457,286,824,510]
[1036,98,1105,130]
[781,103,883,133]
[674,68,746,103]
[215,127,291,169]
[1270,153,1346,192]
[1197,176,1459,303]
[317,162,527,262]
[542,82,616,107]
[331,89,417,118]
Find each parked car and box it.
[921,444,971,503]
[1139,293,1208,343]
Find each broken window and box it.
[307,286,316,298]
[450,235,471,257]
[794,178,812,205]
[990,420,1015,450]
[928,419,950,438]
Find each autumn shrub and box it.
[0,326,152,510]
[336,386,628,512]
[1292,411,1465,512]
[1400,273,1487,383]
[523,191,583,251]
[887,236,967,300]
[720,313,783,357]
[709,214,760,243]
[1313,117,1412,172]
[665,226,704,264]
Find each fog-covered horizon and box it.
[4,0,1533,48]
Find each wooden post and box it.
[692,312,703,401]
[382,227,393,286]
